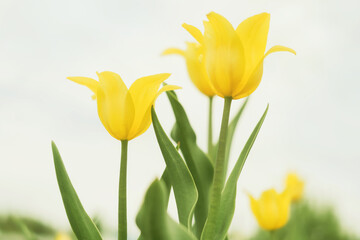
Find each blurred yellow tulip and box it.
[249,189,291,230]
[55,233,71,240]
[67,71,180,140]
[285,173,304,201]
[163,41,215,97]
[184,12,296,99]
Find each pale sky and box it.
[0,0,359,238]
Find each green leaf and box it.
[211,98,249,173]
[160,168,171,208]
[11,217,36,240]
[136,179,197,240]
[166,91,214,236]
[213,105,268,240]
[51,141,102,240]
[152,108,198,228]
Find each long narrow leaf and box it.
[166,91,213,236]
[152,108,198,228]
[212,105,268,240]
[160,168,171,208]
[136,179,197,240]
[51,141,102,240]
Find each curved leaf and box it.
[160,167,171,208]
[214,105,268,240]
[136,179,197,240]
[166,91,214,236]
[152,108,198,228]
[51,141,102,240]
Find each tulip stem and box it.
[269,230,277,240]
[119,140,128,240]
[204,97,232,240]
[207,96,214,157]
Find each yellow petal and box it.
[249,194,261,222]
[258,189,280,230]
[96,71,134,140]
[184,42,215,96]
[162,48,185,56]
[285,173,304,201]
[127,84,181,140]
[204,12,245,97]
[155,84,182,100]
[275,191,291,229]
[67,76,98,99]
[127,73,171,138]
[236,13,271,75]
[234,45,296,99]
[182,23,204,44]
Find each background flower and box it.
[249,189,291,230]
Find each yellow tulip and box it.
[249,189,291,230]
[55,233,71,240]
[183,12,296,99]
[67,71,180,140]
[285,173,304,201]
[163,41,215,97]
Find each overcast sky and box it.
[1,0,359,238]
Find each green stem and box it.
[269,230,277,240]
[119,140,128,240]
[204,97,232,239]
[207,96,214,157]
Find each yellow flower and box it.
[55,233,71,240]
[163,39,215,97]
[67,71,180,140]
[249,189,291,230]
[285,173,304,201]
[183,12,296,99]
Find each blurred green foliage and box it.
[0,215,55,236]
[1,200,358,240]
[0,215,103,240]
[249,200,359,240]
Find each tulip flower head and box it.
[67,71,180,140]
[183,12,296,99]
[285,173,304,201]
[163,40,215,97]
[249,189,291,230]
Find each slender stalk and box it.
[207,96,214,157]
[204,97,232,239]
[270,230,277,240]
[119,140,128,240]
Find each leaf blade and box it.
[152,108,198,228]
[136,179,197,240]
[166,91,214,236]
[214,105,268,240]
[51,141,102,240]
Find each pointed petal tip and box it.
[260,12,271,18]
[288,48,297,55]
[244,190,254,199]
[206,11,217,17]
[182,22,189,28]
[162,48,185,56]
[169,85,182,90]
[161,73,171,78]
[66,76,78,81]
